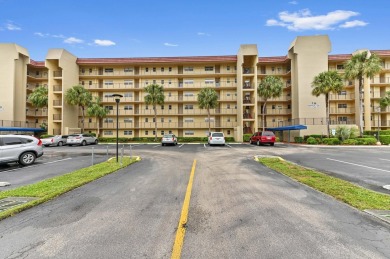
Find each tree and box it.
[258,76,283,131]
[344,51,382,136]
[144,84,165,141]
[197,87,219,135]
[87,97,109,137]
[65,85,92,133]
[312,71,344,137]
[28,85,48,109]
[379,91,390,109]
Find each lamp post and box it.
[376,106,381,143]
[111,94,123,162]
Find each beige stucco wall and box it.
[0,44,29,123]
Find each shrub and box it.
[335,126,357,141]
[40,134,54,138]
[306,137,318,145]
[275,137,280,142]
[243,134,252,142]
[304,135,326,141]
[322,138,340,145]
[342,139,357,145]
[294,136,304,143]
[364,130,390,136]
[355,138,377,145]
[379,135,390,145]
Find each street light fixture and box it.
[111,94,123,162]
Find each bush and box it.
[379,135,390,145]
[40,134,54,138]
[342,139,357,145]
[306,137,318,145]
[294,136,304,143]
[304,135,326,141]
[355,138,377,145]
[335,126,357,141]
[178,137,207,142]
[364,130,390,136]
[322,138,340,145]
[243,134,252,142]
[275,137,280,142]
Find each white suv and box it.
[0,135,44,166]
[208,132,226,146]
[67,134,98,146]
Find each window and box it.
[227,118,231,122]
[161,67,164,72]
[184,131,194,135]
[81,81,85,85]
[89,81,92,85]
[227,93,231,96]
[168,80,172,85]
[153,67,156,72]
[184,92,194,97]
[169,67,172,72]
[227,130,231,135]
[338,117,347,122]
[104,131,113,135]
[227,78,231,83]
[169,130,172,134]
[124,67,133,73]
[104,80,113,86]
[227,66,230,71]
[339,91,347,95]
[168,105,172,110]
[104,93,113,97]
[124,80,133,86]
[184,67,193,72]
[272,105,276,109]
[153,80,156,84]
[104,118,114,123]
[338,104,347,108]
[161,80,164,85]
[104,68,113,73]
[161,105,164,110]
[105,106,113,110]
[205,79,214,85]
[205,66,214,71]
[145,118,148,122]
[161,131,164,135]
[184,79,194,85]
[124,92,133,97]
[145,131,148,135]
[145,68,149,72]
[204,117,215,122]
[124,118,133,123]
[184,118,194,122]
[185,105,193,110]
[3,137,24,145]
[153,131,156,136]
[337,64,344,70]
[227,104,230,109]
[161,118,164,122]
[124,105,133,110]
[124,130,133,135]
[168,92,172,97]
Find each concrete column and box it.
[363,76,371,131]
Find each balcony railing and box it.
[276,118,356,127]
[53,71,62,77]
[329,93,355,100]
[258,108,291,115]
[83,82,237,90]
[53,114,61,120]
[53,100,62,106]
[371,77,390,84]
[106,108,237,116]
[0,120,40,128]
[91,121,238,129]
[53,85,62,91]
[243,67,254,74]
[329,108,355,114]
[27,71,48,79]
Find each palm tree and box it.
[344,51,382,136]
[379,91,390,109]
[144,84,165,141]
[197,87,219,135]
[87,97,109,137]
[64,85,92,133]
[28,85,48,109]
[312,71,344,137]
[258,76,284,131]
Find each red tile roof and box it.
[371,50,390,56]
[328,54,352,61]
[76,55,238,64]
[29,59,45,67]
[258,56,289,63]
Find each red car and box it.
[249,131,276,146]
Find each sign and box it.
[331,129,336,136]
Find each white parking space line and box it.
[379,158,390,162]
[204,144,207,148]
[327,158,390,173]
[226,144,232,148]
[0,158,73,174]
[179,144,184,148]
[153,145,160,148]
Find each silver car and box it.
[42,135,68,147]
[161,134,178,146]
[67,133,98,146]
[208,132,226,146]
[0,135,44,166]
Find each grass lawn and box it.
[0,156,140,221]
[257,157,390,211]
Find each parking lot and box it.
[1,142,389,194]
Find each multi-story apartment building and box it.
[1,35,389,142]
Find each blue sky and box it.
[1,0,388,60]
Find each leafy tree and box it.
[87,97,109,137]
[197,87,219,134]
[144,84,165,141]
[258,76,283,131]
[65,85,92,133]
[344,51,382,136]
[28,85,48,109]
[379,91,390,109]
[312,71,344,137]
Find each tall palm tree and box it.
[65,85,92,133]
[144,84,165,141]
[28,85,48,109]
[258,76,283,131]
[197,87,219,135]
[344,51,382,136]
[87,97,109,137]
[379,91,390,109]
[312,71,344,137]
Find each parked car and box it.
[67,134,98,146]
[161,134,178,146]
[0,135,44,166]
[42,135,68,147]
[208,132,225,146]
[250,131,276,146]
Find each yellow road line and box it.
[171,159,197,259]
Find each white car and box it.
[67,134,98,146]
[208,132,225,146]
[161,134,178,146]
[0,135,44,166]
[42,135,68,147]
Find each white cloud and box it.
[34,32,66,38]
[340,20,368,28]
[64,37,84,44]
[197,32,211,36]
[289,1,298,4]
[94,39,116,46]
[266,9,366,31]
[164,43,178,47]
[5,21,21,31]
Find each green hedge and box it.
[304,134,327,141]
[40,134,54,138]
[379,135,390,145]
[306,137,318,145]
[342,139,357,145]
[355,138,377,145]
[364,130,390,136]
[294,136,304,143]
[322,138,340,145]
[243,134,252,142]
[97,136,235,143]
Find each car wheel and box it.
[57,141,63,147]
[162,143,165,146]
[270,143,275,146]
[256,140,260,146]
[94,140,98,145]
[249,140,253,145]
[19,152,36,166]
[82,140,87,146]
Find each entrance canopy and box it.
[267,125,307,131]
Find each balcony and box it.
[53,85,62,92]
[53,100,62,106]
[243,67,254,74]
[243,83,254,89]
[258,108,291,115]
[329,93,355,100]
[329,108,355,114]
[370,77,390,84]
[53,114,62,120]
[243,97,255,104]
[243,113,254,119]
[27,71,48,79]
[53,71,62,78]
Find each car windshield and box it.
[262,131,275,136]
[212,133,224,137]
[163,134,173,138]
[68,134,80,137]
